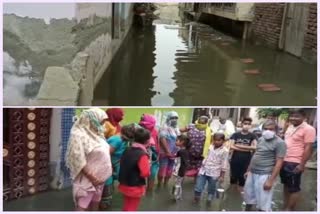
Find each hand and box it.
[218,176,224,183]
[166,152,173,158]
[88,174,104,186]
[244,171,250,179]
[263,179,273,191]
[92,176,104,186]
[293,164,305,174]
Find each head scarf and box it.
[106,108,124,132]
[139,114,158,149]
[139,114,156,132]
[195,116,209,131]
[66,108,108,179]
[165,111,179,127]
[162,111,180,138]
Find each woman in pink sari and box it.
[66,108,112,211]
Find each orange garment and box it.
[104,121,119,139]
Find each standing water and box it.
[94,4,316,106]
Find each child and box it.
[118,127,151,211]
[194,133,228,204]
[100,124,137,210]
[172,135,191,201]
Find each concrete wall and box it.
[200,3,254,22]
[3,3,134,106]
[181,3,254,21]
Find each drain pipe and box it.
[278,3,288,50]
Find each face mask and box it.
[170,120,178,127]
[262,130,275,140]
[242,125,251,131]
[196,123,207,130]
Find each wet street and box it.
[94,5,316,106]
[4,169,316,211]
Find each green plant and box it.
[256,108,289,120]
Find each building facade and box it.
[180,3,317,63]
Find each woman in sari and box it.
[139,114,159,191]
[100,124,137,210]
[66,108,112,211]
[181,115,212,179]
[104,108,124,139]
[158,111,180,187]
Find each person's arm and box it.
[219,151,228,182]
[229,134,247,152]
[264,141,286,190]
[270,157,284,182]
[244,150,256,178]
[82,165,103,186]
[109,146,116,154]
[294,127,316,173]
[294,144,313,173]
[180,126,188,132]
[107,137,120,155]
[138,154,151,178]
[234,139,257,151]
[159,137,171,156]
[230,141,248,152]
[243,159,253,179]
[263,157,284,190]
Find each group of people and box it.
[65,108,316,211]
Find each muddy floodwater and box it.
[3,170,316,211]
[94,6,316,106]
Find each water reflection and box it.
[94,13,317,106]
[151,24,187,106]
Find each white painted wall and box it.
[248,107,260,125]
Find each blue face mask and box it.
[262,130,275,140]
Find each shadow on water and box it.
[3,170,316,211]
[94,11,316,106]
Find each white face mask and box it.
[262,130,275,140]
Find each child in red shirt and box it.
[118,127,151,211]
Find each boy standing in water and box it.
[194,133,228,204]
[172,135,191,201]
[230,117,257,194]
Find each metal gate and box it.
[3,108,52,201]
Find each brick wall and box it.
[303,3,317,56]
[251,3,285,48]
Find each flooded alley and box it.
[94,3,317,106]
